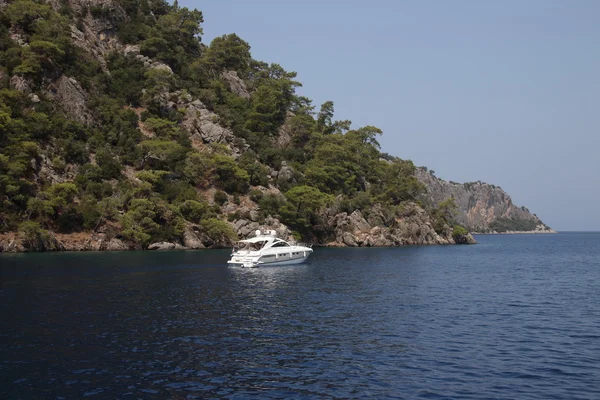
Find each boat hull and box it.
[255,255,310,266]
[228,249,313,267]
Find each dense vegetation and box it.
[0,0,458,248]
[489,218,539,233]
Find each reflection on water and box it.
[2,234,600,399]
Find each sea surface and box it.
[1,233,599,399]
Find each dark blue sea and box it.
[1,233,600,399]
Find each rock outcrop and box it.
[221,70,250,99]
[232,216,295,244]
[10,75,31,93]
[46,75,95,126]
[182,100,234,145]
[164,92,249,157]
[272,161,297,186]
[276,111,295,148]
[183,226,206,249]
[0,232,134,253]
[148,242,186,250]
[326,202,476,247]
[415,168,554,233]
[56,0,127,71]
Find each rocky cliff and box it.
[324,202,475,247]
[415,168,554,233]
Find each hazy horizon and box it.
[184,1,600,231]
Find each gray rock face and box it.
[276,111,294,148]
[234,219,260,238]
[58,0,128,71]
[277,161,296,185]
[183,102,233,144]
[10,75,31,93]
[415,168,553,232]
[148,242,186,250]
[46,76,95,126]
[233,217,295,244]
[327,203,468,247]
[221,70,250,99]
[179,97,248,157]
[37,154,78,184]
[0,232,135,252]
[135,54,173,73]
[454,233,477,244]
[264,216,295,242]
[348,210,371,233]
[0,239,25,253]
[101,238,129,251]
[183,226,206,249]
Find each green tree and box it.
[19,220,51,251]
[281,185,330,233]
[5,0,52,33]
[178,199,213,223]
[431,197,458,234]
[196,33,251,77]
[121,198,161,246]
[200,218,237,246]
[211,154,250,194]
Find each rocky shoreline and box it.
[472,229,558,235]
[0,202,477,253]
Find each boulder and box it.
[348,210,371,234]
[183,226,206,249]
[366,227,393,247]
[102,238,129,251]
[234,219,260,238]
[453,233,477,245]
[123,44,140,56]
[151,63,172,73]
[264,216,294,242]
[342,232,357,247]
[148,242,185,250]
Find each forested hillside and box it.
[0,0,476,251]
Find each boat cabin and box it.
[234,230,291,252]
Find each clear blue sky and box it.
[182,0,600,231]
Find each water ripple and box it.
[1,233,600,398]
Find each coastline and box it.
[0,230,477,253]
[472,230,558,235]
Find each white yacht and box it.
[228,230,313,268]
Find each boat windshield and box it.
[235,241,267,251]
